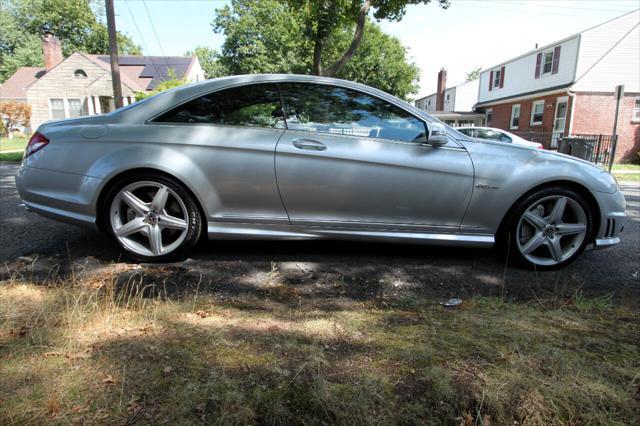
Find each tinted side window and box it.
[279,83,427,143]
[153,84,285,128]
[458,128,473,137]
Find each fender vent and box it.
[605,219,616,238]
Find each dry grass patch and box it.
[0,258,638,425]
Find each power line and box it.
[141,0,173,73]
[122,0,162,78]
[452,3,636,17]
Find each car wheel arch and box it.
[95,167,208,234]
[495,179,601,245]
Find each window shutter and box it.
[552,45,561,74]
[535,53,542,78]
[499,66,505,88]
[489,70,494,91]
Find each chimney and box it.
[435,67,447,111]
[42,31,63,72]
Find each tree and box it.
[286,0,450,76]
[213,0,310,75]
[0,101,31,136]
[184,46,228,79]
[465,67,481,82]
[212,0,420,99]
[0,0,141,83]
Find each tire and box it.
[500,186,594,270]
[103,172,203,262]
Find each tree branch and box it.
[324,0,372,77]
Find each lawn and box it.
[0,136,28,153]
[1,257,638,425]
[611,164,640,171]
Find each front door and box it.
[552,96,568,147]
[274,83,474,230]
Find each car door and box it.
[149,83,289,223]
[274,82,474,231]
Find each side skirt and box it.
[207,222,495,248]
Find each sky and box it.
[112,0,640,98]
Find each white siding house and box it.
[474,9,639,161]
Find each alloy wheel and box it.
[109,181,189,257]
[516,195,588,267]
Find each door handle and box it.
[292,138,327,151]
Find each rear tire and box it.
[103,172,202,262]
[500,187,594,270]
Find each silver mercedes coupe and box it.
[15,74,626,269]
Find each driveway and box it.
[1,163,638,304]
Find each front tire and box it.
[104,172,202,262]
[502,187,594,270]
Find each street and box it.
[1,163,638,304]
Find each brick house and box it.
[475,10,639,161]
[0,32,205,131]
[414,68,484,127]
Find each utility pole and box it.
[609,84,624,171]
[105,0,123,109]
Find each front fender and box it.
[460,139,614,233]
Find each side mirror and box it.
[427,122,448,147]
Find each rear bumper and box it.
[15,165,102,228]
[591,189,627,249]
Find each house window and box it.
[510,104,521,129]
[542,51,554,75]
[633,97,640,123]
[67,99,83,118]
[446,93,450,101]
[485,108,493,125]
[50,99,65,120]
[427,100,431,107]
[531,100,545,125]
[74,69,87,78]
[493,69,501,89]
[49,98,86,120]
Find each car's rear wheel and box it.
[503,187,593,270]
[105,173,202,262]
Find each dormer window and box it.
[489,66,505,91]
[542,51,554,75]
[74,69,87,78]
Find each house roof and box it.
[0,67,46,99]
[88,55,197,91]
[2,54,197,97]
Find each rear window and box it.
[152,84,285,128]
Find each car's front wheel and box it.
[503,187,594,270]
[105,173,202,262]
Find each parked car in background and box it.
[457,127,544,149]
[15,74,625,269]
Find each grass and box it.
[1,259,638,425]
[611,164,640,171]
[0,136,28,153]
[0,152,23,163]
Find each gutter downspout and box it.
[567,90,576,135]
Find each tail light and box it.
[24,132,49,158]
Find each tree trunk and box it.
[324,0,372,77]
[312,28,324,76]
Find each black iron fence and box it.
[556,134,617,168]
[510,131,617,168]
